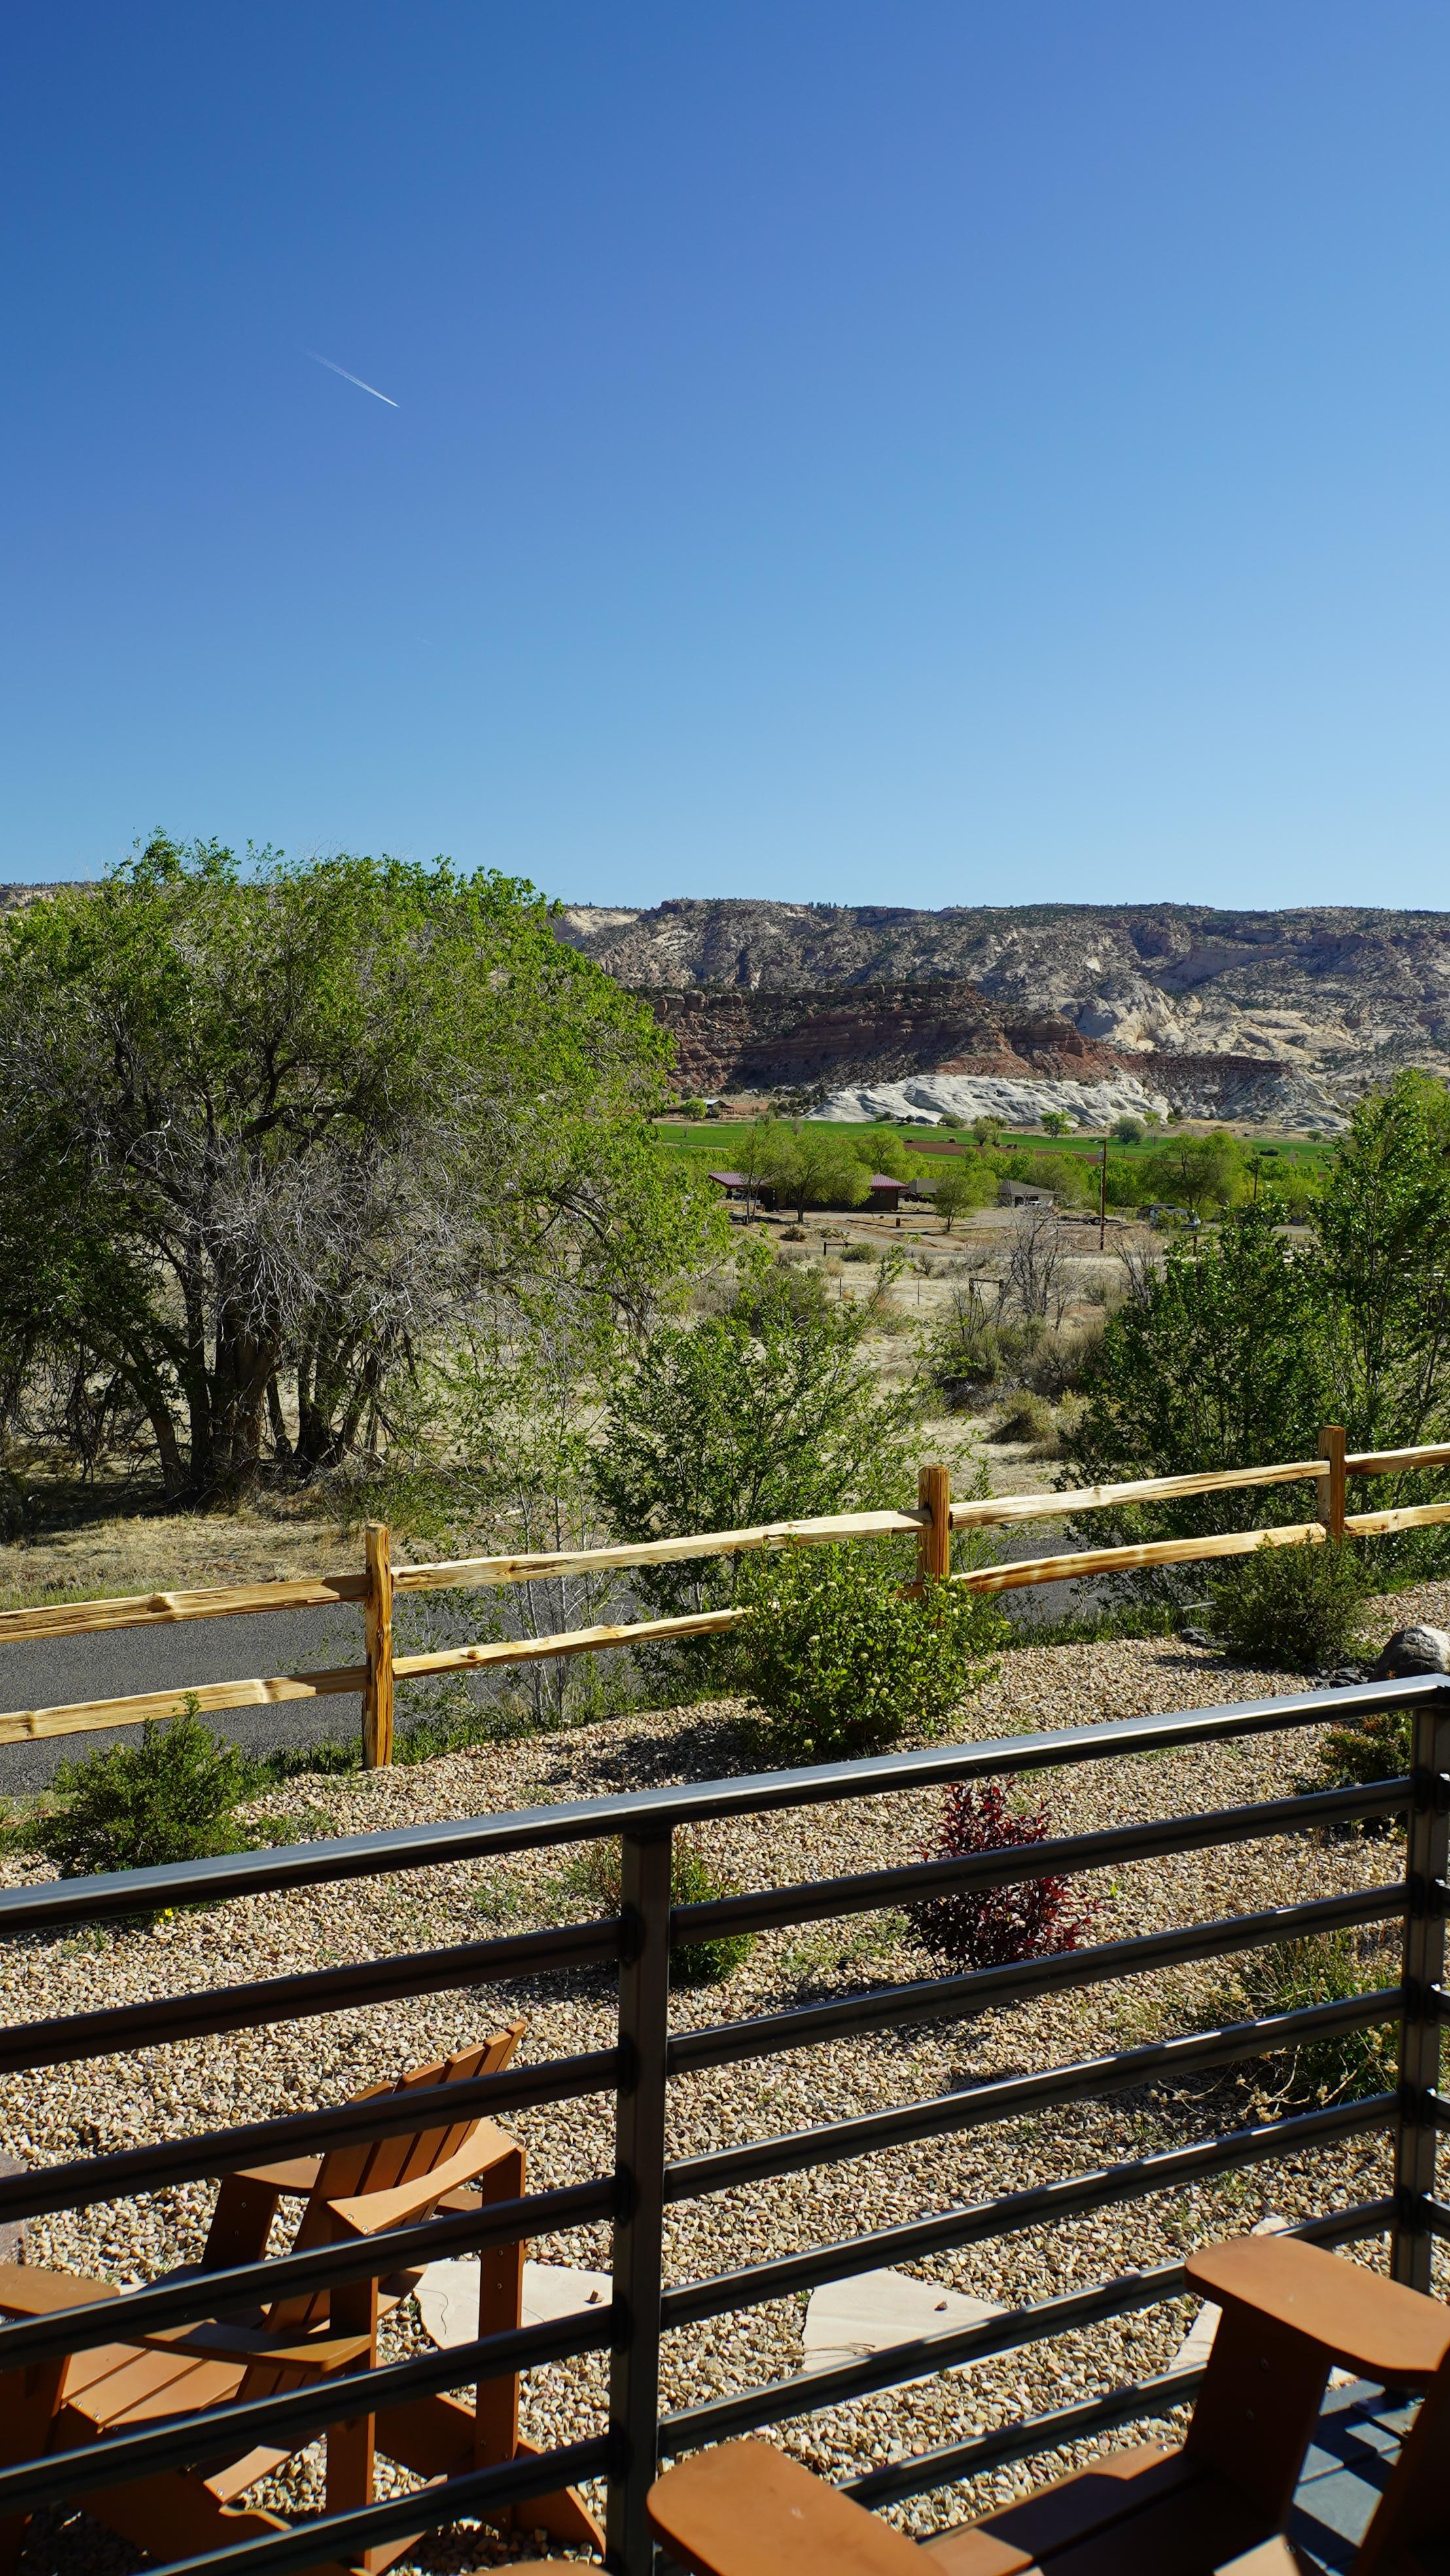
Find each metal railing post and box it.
[607,1825,674,2574]
[1391,1695,1449,2290]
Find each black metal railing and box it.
[0,1675,1444,2576]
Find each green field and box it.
[653,1117,1334,1172]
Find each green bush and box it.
[734,1540,1008,1761]
[931,1298,1104,1418]
[1315,1703,1412,1795]
[1232,1931,1401,2104]
[991,1389,1056,1450]
[930,1322,1001,1410]
[1208,1538,1370,1673]
[590,1266,917,1689]
[32,1704,260,1878]
[567,1834,756,1983]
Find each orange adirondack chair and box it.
[646,2235,1450,2576]
[0,2027,602,2573]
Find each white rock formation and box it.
[813,1071,1171,1128]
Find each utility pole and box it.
[1099,1135,1108,1253]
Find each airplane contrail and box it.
[304,349,398,407]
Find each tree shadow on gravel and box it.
[514,1707,758,1803]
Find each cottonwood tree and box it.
[0,838,718,1503]
[1064,1204,1330,1542]
[755,1120,870,1223]
[933,1157,987,1233]
[1065,1074,1450,1562]
[1139,1129,1248,1217]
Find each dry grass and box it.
[0,1503,358,1612]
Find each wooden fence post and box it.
[362,1522,395,1768]
[1318,1423,1347,1542]
[917,1461,952,1588]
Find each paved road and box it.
[0,1588,507,1793]
[990,1523,1112,1630]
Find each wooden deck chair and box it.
[0,2027,602,2575]
[645,2234,1450,2576]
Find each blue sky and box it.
[3,4,1446,908]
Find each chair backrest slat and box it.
[264,2022,524,2331]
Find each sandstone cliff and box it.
[558,899,1450,1120]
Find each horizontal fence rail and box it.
[1,1429,1448,1762]
[0,1675,1442,2576]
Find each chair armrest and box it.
[325,2121,521,2238]
[1186,2236,1450,2385]
[0,2263,118,2318]
[648,2441,922,2576]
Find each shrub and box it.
[907,1779,1097,1971]
[32,1703,258,1878]
[936,1333,1001,1409]
[734,1541,1007,1762]
[1232,1931,1401,2103]
[1315,1703,1412,1795]
[841,1242,877,1263]
[567,1834,756,1983]
[1061,1207,1333,1562]
[591,1267,917,1688]
[991,1389,1056,1450]
[1208,1538,1370,1673]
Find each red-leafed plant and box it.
[907,1779,1097,1972]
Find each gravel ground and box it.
[4,1594,1444,2572]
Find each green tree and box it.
[1061,1206,1332,1548]
[1003,1151,1093,1207]
[932,1158,987,1232]
[758,1122,870,1221]
[856,1130,925,1184]
[1140,1129,1248,1217]
[0,839,718,1502]
[1315,1072,1450,1449]
[1104,1155,1150,1209]
[1038,1109,1072,1138]
[1111,1115,1145,1144]
[590,1264,917,1635]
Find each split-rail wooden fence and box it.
[1,1425,1449,1764]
